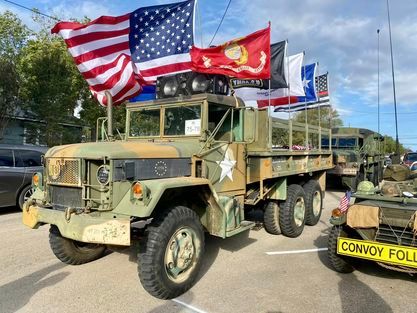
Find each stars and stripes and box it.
[339,191,351,213]
[51,0,195,106]
[130,0,195,83]
[316,73,329,102]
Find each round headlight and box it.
[162,77,178,97]
[97,165,110,185]
[191,74,209,93]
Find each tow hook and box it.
[65,207,77,222]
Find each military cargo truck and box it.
[323,127,384,190]
[328,180,417,274]
[23,93,332,299]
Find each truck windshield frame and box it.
[128,103,202,138]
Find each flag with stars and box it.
[296,63,318,103]
[130,0,195,83]
[51,0,195,106]
[316,73,329,101]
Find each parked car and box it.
[402,152,417,167]
[0,144,47,209]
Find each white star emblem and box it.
[216,152,236,182]
[303,78,311,88]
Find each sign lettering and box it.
[337,237,417,268]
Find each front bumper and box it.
[22,204,131,246]
[328,166,358,176]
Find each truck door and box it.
[205,104,246,196]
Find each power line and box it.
[2,0,60,21]
[208,0,232,46]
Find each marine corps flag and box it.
[190,26,270,79]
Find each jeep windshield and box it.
[129,104,202,138]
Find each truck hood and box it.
[332,149,359,163]
[45,141,200,160]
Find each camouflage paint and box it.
[24,93,333,245]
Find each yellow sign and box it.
[337,237,417,268]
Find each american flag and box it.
[315,73,329,102]
[52,0,195,106]
[339,191,351,213]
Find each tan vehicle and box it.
[23,89,332,299]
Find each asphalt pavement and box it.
[0,190,416,313]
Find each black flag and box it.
[230,40,287,89]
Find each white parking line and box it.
[266,247,328,255]
[172,298,208,313]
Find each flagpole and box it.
[317,64,321,130]
[303,53,308,148]
[386,0,399,159]
[268,22,272,121]
[377,29,381,156]
[286,40,292,150]
[195,0,203,47]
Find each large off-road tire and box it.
[138,206,205,299]
[263,201,281,235]
[18,185,34,210]
[279,184,306,238]
[327,226,354,273]
[49,225,106,265]
[303,180,323,226]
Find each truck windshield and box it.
[130,108,161,137]
[321,137,336,148]
[164,105,201,136]
[129,104,201,137]
[337,137,357,148]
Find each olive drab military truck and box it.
[328,179,417,274]
[23,85,333,299]
[323,127,384,190]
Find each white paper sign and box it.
[185,119,201,135]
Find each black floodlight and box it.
[156,72,229,99]
[160,76,179,97]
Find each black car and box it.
[0,144,47,209]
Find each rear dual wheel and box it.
[303,180,323,226]
[279,184,306,238]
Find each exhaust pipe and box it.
[105,91,114,141]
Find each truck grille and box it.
[50,186,82,210]
[375,225,417,247]
[47,158,81,186]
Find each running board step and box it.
[225,221,255,237]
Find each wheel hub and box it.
[293,197,305,226]
[312,191,321,216]
[164,227,200,283]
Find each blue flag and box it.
[129,85,156,102]
[297,63,317,103]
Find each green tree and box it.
[18,27,82,146]
[0,11,30,139]
[0,10,31,59]
[292,106,343,129]
[382,135,407,155]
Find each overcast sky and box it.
[2,0,417,150]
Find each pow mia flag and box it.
[230,41,287,89]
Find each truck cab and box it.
[324,127,384,190]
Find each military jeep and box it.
[328,180,417,274]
